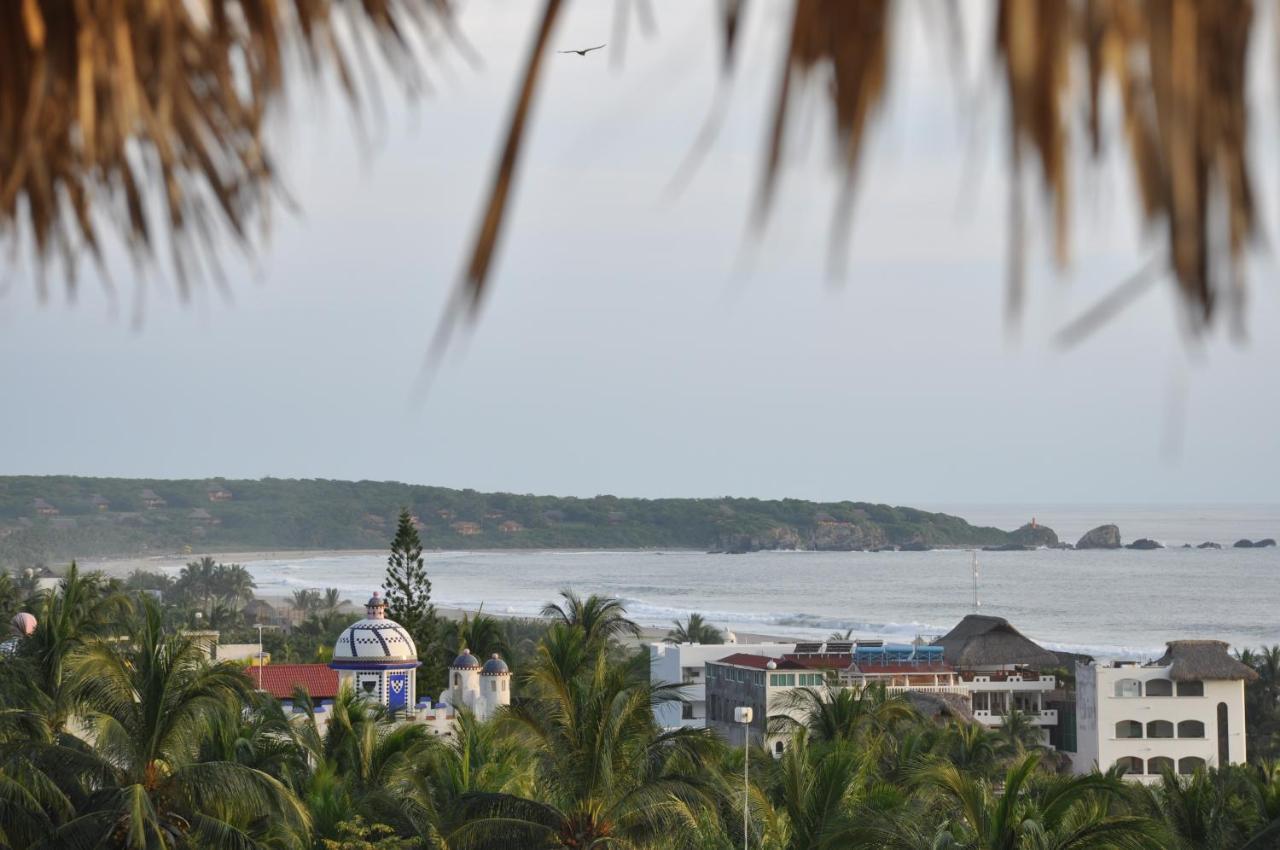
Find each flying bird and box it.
[559,44,606,56]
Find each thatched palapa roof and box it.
[1153,640,1258,682]
[905,690,974,724]
[932,614,1059,669]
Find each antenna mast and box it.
[971,550,980,611]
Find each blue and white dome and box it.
[481,654,509,676]
[332,592,417,664]
[451,648,481,669]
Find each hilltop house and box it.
[498,520,524,534]
[33,498,59,517]
[1074,641,1256,782]
[451,521,481,536]
[90,494,110,512]
[140,489,166,510]
[189,508,220,525]
[207,485,233,502]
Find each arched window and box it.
[1114,756,1144,775]
[774,740,784,755]
[1148,756,1174,775]
[1177,680,1204,697]
[1145,679,1173,697]
[1218,702,1230,765]
[1114,678,1142,698]
[1147,720,1174,738]
[1115,720,1143,739]
[1177,719,1205,738]
[1178,756,1206,775]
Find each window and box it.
[1177,680,1204,697]
[1146,720,1174,738]
[1115,720,1143,739]
[1148,756,1174,774]
[1114,756,1144,775]
[1218,702,1230,765]
[1145,679,1173,697]
[490,681,497,693]
[682,702,694,720]
[770,673,796,687]
[453,673,460,686]
[1177,719,1205,738]
[798,673,823,686]
[1178,756,1206,775]
[774,740,785,755]
[1114,678,1142,698]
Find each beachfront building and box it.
[649,640,795,729]
[931,614,1062,746]
[702,641,970,755]
[1073,641,1256,782]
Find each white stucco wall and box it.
[649,642,794,728]
[1074,662,1247,782]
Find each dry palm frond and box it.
[0,0,441,297]
[0,0,1266,342]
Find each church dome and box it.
[451,647,481,669]
[481,653,509,675]
[331,592,417,664]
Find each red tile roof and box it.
[252,664,339,700]
[714,653,812,671]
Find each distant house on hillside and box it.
[410,514,426,531]
[451,521,482,536]
[189,508,220,525]
[207,485,233,502]
[33,498,59,517]
[484,510,504,520]
[436,508,456,520]
[498,520,524,534]
[140,489,167,509]
[90,494,110,512]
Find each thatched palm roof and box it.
[932,614,1059,669]
[1153,640,1258,682]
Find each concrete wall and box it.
[649,642,793,728]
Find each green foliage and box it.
[666,613,725,645]
[383,509,435,635]
[4,568,1280,850]
[0,475,1016,566]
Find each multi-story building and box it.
[931,614,1062,745]
[649,641,795,729]
[1073,640,1256,782]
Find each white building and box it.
[443,648,511,721]
[649,641,796,729]
[1073,640,1256,782]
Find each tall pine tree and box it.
[383,508,436,658]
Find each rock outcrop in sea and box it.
[1007,522,1059,547]
[1197,542,1222,549]
[1076,524,1122,550]
[1256,538,1277,548]
[1234,539,1255,548]
[1126,538,1163,550]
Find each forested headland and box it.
[0,475,1015,566]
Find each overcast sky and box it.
[1,2,1278,506]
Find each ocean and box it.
[224,504,1278,661]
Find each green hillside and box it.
[0,476,1014,566]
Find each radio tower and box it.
[971,550,981,611]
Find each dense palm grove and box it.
[0,566,1279,849]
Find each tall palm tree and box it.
[994,709,1046,758]
[769,684,917,745]
[212,563,256,610]
[915,752,1163,850]
[665,613,724,645]
[320,588,345,618]
[755,730,882,850]
[291,589,322,618]
[450,624,719,848]
[18,562,128,731]
[540,589,640,646]
[453,611,509,661]
[292,687,437,843]
[1137,764,1257,850]
[177,556,219,613]
[36,596,310,847]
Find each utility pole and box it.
[735,706,753,849]
[255,623,265,690]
